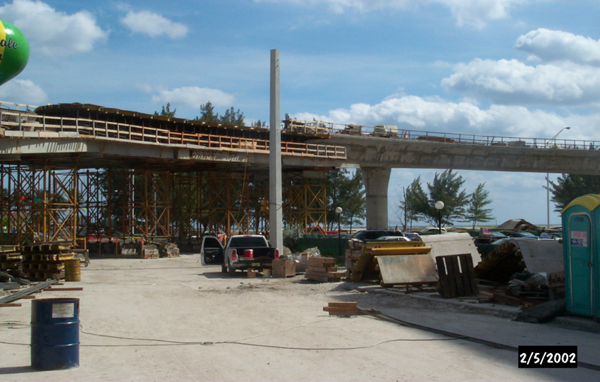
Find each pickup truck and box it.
[221,235,279,275]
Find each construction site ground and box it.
[1,254,599,382]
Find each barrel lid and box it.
[562,194,600,213]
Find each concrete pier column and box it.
[363,167,391,230]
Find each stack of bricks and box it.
[305,257,345,282]
[0,245,22,277]
[21,242,74,281]
[345,239,364,280]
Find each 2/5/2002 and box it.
[518,346,578,368]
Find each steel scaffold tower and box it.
[0,165,327,245]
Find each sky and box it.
[0,0,599,228]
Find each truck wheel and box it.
[221,262,227,273]
[228,261,235,276]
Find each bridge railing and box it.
[0,109,347,160]
[333,124,600,151]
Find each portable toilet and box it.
[561,194,600,318]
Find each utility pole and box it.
[269,49,283,250]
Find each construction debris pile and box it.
[474,238,565,306]
[304,257,345,282]
[118,239,179,259]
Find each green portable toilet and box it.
[561,194,600,318]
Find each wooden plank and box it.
[377,255,437,286]
[459,254,478,296]
[328,302,358,308]
[305,274,341,283]
[370,247,432,255]
[444,257,458,298]
[44,287,84,291]
[449,256,465,297]
[436,256,451,298]
[323,306,361,313]
[0,303,22,307]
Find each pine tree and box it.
[197,101,219,122]
[463,183,494,229]
[423,170,469,226]
[549,174,600,210]
[154,103,176,117]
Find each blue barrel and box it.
[31,298,80,370]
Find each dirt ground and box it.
[1,254,599,381]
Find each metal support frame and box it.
[0,165,327,245]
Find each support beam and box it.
[363,167,391,230]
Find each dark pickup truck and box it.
[221,235,279,275]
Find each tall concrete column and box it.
[269,49,283,250]
[363,167,391,230]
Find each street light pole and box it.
[335,206,343,258]
[434,201,444,234]
[547,127,571,229]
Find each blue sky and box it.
[1,0,600,227]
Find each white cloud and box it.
[121,10,188,39]
[150,86,235,109]
[0,79,48,104]
[294,94,600,139]
[435,0,519,28]
[255,0,528,27]
[0,0,107,56]
[255,0,412,13]
[516,28,600,66]
[441,58,600,106]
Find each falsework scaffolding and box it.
[0,165,327,245]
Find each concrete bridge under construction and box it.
[1,101,599,245]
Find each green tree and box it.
[197,101,220,123]
[341,170,366,232]
[463,183,494,229]
[220,107,245,126]
[398,177,429,229]
[326,169,366,231]
[549,174,600,211]
[423,170,469,226]
[154,103,176,117]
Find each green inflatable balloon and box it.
[0,19,29,86]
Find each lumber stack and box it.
[0,245,22,276]
[345,239,363,279]
[21,242,75,281]
[305,257,345,282]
